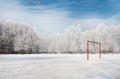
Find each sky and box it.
[0,0,120,33]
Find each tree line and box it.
[0,20,120,54]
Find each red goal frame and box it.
[86,41,101,60]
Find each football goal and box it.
[86,41,102,60]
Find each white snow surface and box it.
[0,54,120,79]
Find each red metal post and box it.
[87,41,89,60]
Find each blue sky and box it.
[0,0,120,33]
[19,0,120,19]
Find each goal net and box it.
[86,41,101,60]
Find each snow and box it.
[0,54,120,79]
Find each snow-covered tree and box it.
[0,20,120,54]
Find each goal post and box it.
[86,41,102,60]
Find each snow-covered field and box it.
[0,54,120,79]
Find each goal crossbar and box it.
[86,41,101,60]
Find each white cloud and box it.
[0,0,75,33]
[0,0,24,19]
[73,18,120,31]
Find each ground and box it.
[0,54,120,79]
